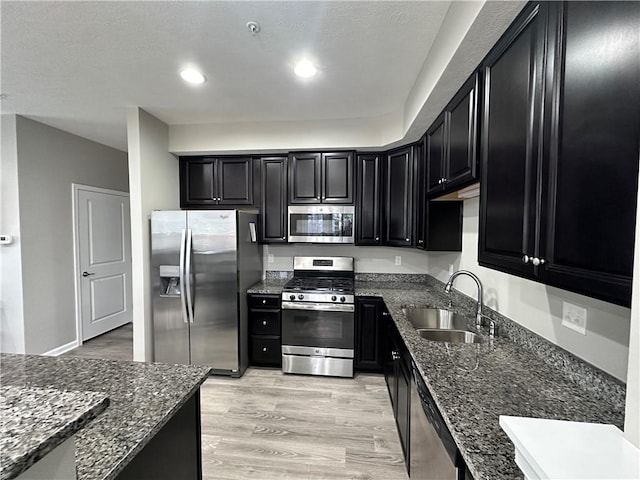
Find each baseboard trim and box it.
[43,340,79,356]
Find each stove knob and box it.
[331,296,337,302]
[289,295,296,301]
[340,296,346,303]
[298,294,304,300]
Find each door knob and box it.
[82,272,95,277]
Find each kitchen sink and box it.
[416,329,483,344]
[401,307,470,330]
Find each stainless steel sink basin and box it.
[416,329,483,344]
[401,307,470,330]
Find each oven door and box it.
[281,302,355,350]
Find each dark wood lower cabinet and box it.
[116,391,202,479]
[355,297,385,373]
[382,313,410,468]
[248,294,282,367]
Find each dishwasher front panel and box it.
[410,370,459,479]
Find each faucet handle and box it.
[489,321,499,338]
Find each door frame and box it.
[71,183,130,346]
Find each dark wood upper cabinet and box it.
[538,1,640,305]
[479,1,639,306]
[356,153,382,245]
[288,152,321,204]
[288,151,354,204]
[322,152,354,203]
[260,157,288,244]
[479,3,546,278]
[426,73,480,197]
[383,146,414,247]
[426,114,446,194]
[180,156,254,208]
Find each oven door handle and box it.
[281,301,355,313]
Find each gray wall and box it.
[1,115,26,353]
[15,116,129,354]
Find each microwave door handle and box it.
[179,229,188,324]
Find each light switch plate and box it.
[562,301,587,335]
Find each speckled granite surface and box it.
[0,384,109,480]
[247,274,626,480]
[0,354,211,480]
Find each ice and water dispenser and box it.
[159,265,181,297]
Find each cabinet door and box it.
[414,138,428,249]
[425,201,463,252]
[446,72,479,190]
[426,114,446,195]
[539,1,640,306]
[217,157,253,205]
[288,153,321,204]
[180,158,216,207]
[355,298,384,372]
[478,3,547,277]
[356,154,382,245]
[322,152,354,204]
[260,157,288,243]
[383,146,414,247]
[396,355,411,466]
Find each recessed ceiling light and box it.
[294,59,317,78]
[180,68,206,85]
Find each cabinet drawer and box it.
[251,336,281,366]
[251,313,280,335]
[248,295,280,309]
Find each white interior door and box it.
[75,186,132,341]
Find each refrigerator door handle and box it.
[179,229,188,324]
[185,228,195,323]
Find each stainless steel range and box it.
[281,256,355,378]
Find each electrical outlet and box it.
[395,256,402,266]
[561,301,587,335]
[268,254,274,264]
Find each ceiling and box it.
[1,1,457,152]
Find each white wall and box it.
[624,166,640,447]
[127,108,179,362]
[0,115,26,353]
[265,244,429,275]
[428,196,631,382]
[11,116,128,354]
[169,115,402,156]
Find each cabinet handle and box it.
[418,240,424,245]
[532,257,546,267]
[442,177,447,183]
[262,347,268,352]
[406,238,410,242]
[375,236,379,241]
[437,179,442,185]
[262,299,267,304]
[381,312,390,317]
[392,351,400,360]
[523,255,531,264]
[262,320,267,326]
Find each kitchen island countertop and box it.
[0,354,211,480]
[248,277,625,480]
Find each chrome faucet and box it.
[444,270,484,327]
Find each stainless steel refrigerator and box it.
[151,210,262,377]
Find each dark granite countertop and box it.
[0,354,212,480]
[0,384,109,480]
[247,276,625,480]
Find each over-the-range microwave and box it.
[288,205,355,243]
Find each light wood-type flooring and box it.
[63,325,408,479]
